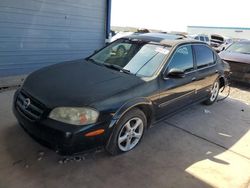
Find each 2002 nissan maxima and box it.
[13,33,230,155]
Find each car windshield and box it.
[226,42,250,54]
[88,39,170,77]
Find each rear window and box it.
[193,45,215,69]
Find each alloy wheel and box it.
[118,117,144,151]
[210,81,219,102]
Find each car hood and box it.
[22,59,144,108]
[219,51,250,64]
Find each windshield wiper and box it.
[103,63,132,75]
[87,59,132,75]
[87,58,103,66]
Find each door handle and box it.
[191,77,196,81]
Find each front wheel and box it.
[106,108,146,155]
[203,80,220,105]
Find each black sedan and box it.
[13,33,230,155]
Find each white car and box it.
[111,32,134,42]
[189,34,210,44]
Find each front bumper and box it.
[12,90,112,155]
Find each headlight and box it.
[49,107,99,125]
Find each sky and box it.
[111,0,250,32]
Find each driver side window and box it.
[167,45,194,73]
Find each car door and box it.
[156,45,198,119]
[192,44,219,101]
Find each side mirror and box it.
[165,68,185,78]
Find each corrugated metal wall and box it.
[0,0,106,77]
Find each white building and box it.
[187,26,250,40]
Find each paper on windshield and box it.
[155,47,169,55]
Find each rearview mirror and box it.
[166,68,185,78]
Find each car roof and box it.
[122,33,204,47]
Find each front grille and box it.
[16,90,45,121]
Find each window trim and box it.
[192,44,217,70]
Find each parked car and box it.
[110,31,134,42]
[210,34,225,52]
[218,38,246,52]
[217,38,233,52]
[13,33,229,155]
[219,40,250,84]
[191,34,210,44]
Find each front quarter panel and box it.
[90,78,160,127]
[112,97,154,121]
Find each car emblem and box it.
[23,98,31,109]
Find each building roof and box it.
[188,26,250,31]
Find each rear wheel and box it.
[203,80,220,105]
[106,108,146,155]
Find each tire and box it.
[203,80,220,105]
[106,108,147,155]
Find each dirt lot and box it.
[0,86,249,188]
